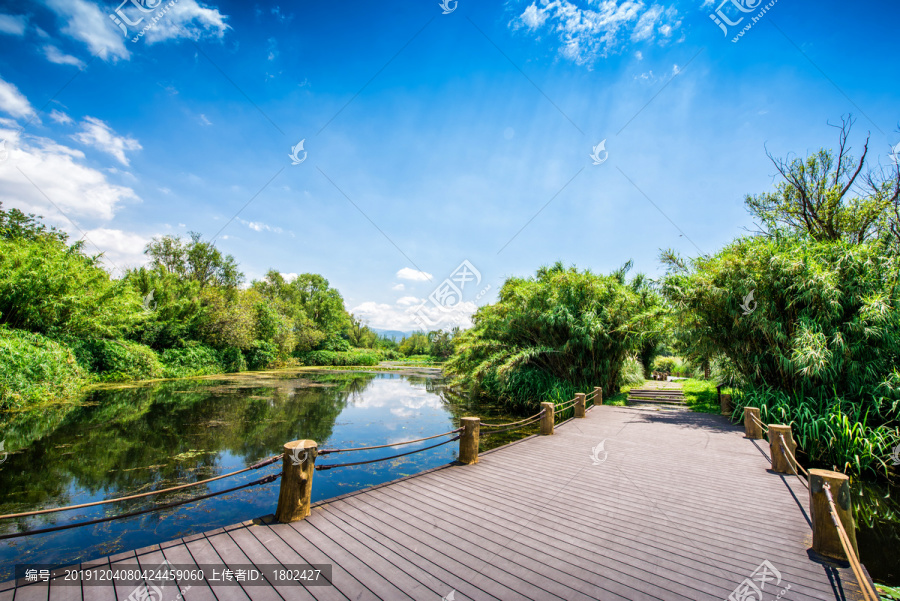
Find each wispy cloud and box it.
[0,14,27,36]
[43,45,86,68]
[0,76,35,119]
[396,267,433,282]
[72,117,141,166]
[509,0,682,65]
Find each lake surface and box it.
[0,368,538,581]
[0,368,896,586]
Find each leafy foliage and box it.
[0,326,84,410]
[446,262,662,412]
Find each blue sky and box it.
[0,0,897,330]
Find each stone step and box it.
[627,397,687,406]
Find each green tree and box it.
[144,232,243,289]
[745,116,900,245]
[446,262,656,411]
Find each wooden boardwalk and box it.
[1,404,870,601]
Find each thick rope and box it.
[316,436,461,470]
[778,434,809,490]
[479,413,546,436]
[779,434,810,477]
[750,412,769,432]
[318,429,463,454]
[480,409,545,428]
[0,455,283,521]
[0,474,280,541]
[822,483,880,601]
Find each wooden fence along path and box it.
[1,394,877,600]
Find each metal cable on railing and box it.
[778,434,809,490]
[822,483,880,601]
[0,474,280,541]
[0,454,283,521]
[317,428,464,455]
[315,436,461,470]
[480,409,545,429]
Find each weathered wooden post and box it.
[540,402,554,435]
[767,425,796,474]
[809,470,858,560]
[458,417,480,465]
[743,407,763,439]
[275,439,317,523]
[720,393,733,417]
[593,387,603,406]
[574,393,586,418]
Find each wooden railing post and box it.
[720,392,733,416]
[809,469,858,561]
[743,407,763,439]
[275,439,317,523]
[540,402,554,435]
[574,393,586,418]
[768,425,796,474]
[593,387,603,406]
[458,417,480,465]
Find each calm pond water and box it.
[0,368,896,586]
[0,368,538,581]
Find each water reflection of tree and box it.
[0,373,369,533]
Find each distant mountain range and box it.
[372,328,414,341]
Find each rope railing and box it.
[753,419,877,600]
[778,433,809,490]
[0,454,283,521]
[479,412,546,436]
[315,436,461,470]
[822,483,880,601]
[0,474,280,541]
[479,409,545,428]
[750,411,769,432]
[317,428,463,454]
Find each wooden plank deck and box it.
[2,404,871,601]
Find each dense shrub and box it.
[68,338,164,381]
[294,350,380,366]
[0,327,84,409]
[446,262,663,412]
[618,357,646,387]
[220,347,247,372]
[245,340,278,370]
[160,343,223,378]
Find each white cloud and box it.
[631,5,662,41]
[45,0,229,61]
[0,126,139,221]
[72,117,141,166]
[0,14,27,36]
[396,267,433,282]
[396,296,421,306]
[141,0,230,45]
[634,50,643,60]
[49,109,73,124]
[351,299,477,331]
[280,272,299,282]
[81,227,151,268]
[237,218,282,234]
[199,113,212,126]
[391,283,405,291]
[510,0,682,65]
[0,76,35,119]
[45,0,130,61]
[43,45,86,68]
